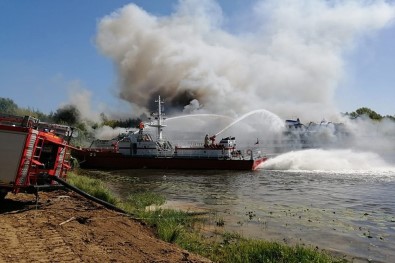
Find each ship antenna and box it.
[150,95,167,140]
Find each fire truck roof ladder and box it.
[0,113,39,128]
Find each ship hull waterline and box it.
[73,151,267,171]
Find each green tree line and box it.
[343,107,395,121]
[0,97,143,146]
[1,97,394,130]
[0,97,142,129]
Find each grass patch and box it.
[138,209,191,243]
[66,171,119,206]
[173,228,347,263]
[206,236,347,263]
[123,192,192,243]
[126,191,166,210]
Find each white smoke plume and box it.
[343,116,395,156]
[93,125,128,140]
[66,81,139,123]
[96,0,395,120]
[66,81,101,123]
[84,0,395,170]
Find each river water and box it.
[89,149,395,263]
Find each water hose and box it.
[48,175,127,214]
[47,176,208,218]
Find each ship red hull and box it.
[73,150,267,171]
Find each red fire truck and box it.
[0,113,75,200]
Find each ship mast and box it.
[149,96,167,140]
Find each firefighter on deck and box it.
[210,135,216,145]
[204,134,209,147]
[138,122,144,134]
[204,134,216,147]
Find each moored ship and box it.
[72,96,268,171]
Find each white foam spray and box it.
[215,109,284,136]
[260,114,395,172]
[260,148,395,173]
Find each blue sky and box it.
[1,0,394,117]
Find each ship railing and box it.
[174,142,228,149]
[156,151,174,158]
[172,149,232,159]
[174,142,205,148]
[87,147,115,153]
[235,147,268,160]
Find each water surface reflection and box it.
[90,169,395,262]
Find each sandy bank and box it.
[0,190,211,263]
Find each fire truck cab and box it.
[0,114,74,200]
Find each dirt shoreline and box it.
[0,190,211,263]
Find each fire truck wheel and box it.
[0,190,7,201]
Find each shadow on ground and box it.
[0,195,39,214]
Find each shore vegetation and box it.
[66,170,347,263]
